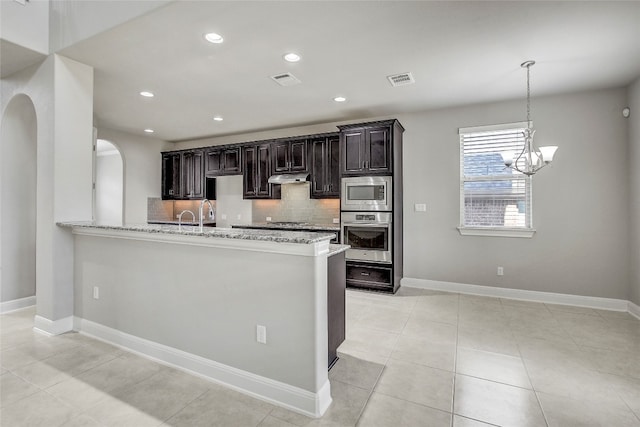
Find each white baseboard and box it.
[401,278,630,312]
[629,301,640,320]
[0,296,36,314]
[33,315,74,336]
[74,317,331,418]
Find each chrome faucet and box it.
[177,210,195,232]
[199,198,215,232]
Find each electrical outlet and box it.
[237,214,242,220]
[221,214,227,220]
[266,217,272,222]
[93,286,100,299]
[497,266,504,276]
[332,218,339,224]
[415,203,427,212]
[256,325,267,344]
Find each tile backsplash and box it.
[148,182,339,226]
[147,198,216,222]
[252,183,340,225]
[147,198,174,221]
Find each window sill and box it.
[457,227,536,238]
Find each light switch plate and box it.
[256,325,267,344]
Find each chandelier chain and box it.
[526,64,531,125]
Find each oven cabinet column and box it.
[338,118,404,294]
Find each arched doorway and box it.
[0,94,37,309]
[94,139,124,225]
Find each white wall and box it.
[49,0,170,52]
[95,143,123,225]
[1,54,94,325]
[0,0,49,54]
[54,55,93,222]
[629,78,640,306]
[96,127,168,224]
[73,233,326,391]
[400,88,630,300]
[0,94,37,302]
[2,58,56,319]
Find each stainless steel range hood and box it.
[268,173,309,185]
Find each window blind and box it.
[459,124,532,229]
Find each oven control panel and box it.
[355,214,376,221]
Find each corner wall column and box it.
[34,54,94,334]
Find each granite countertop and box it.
[232,222,340,232]
[58,222,336,245]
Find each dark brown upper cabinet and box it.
[161,149,205,200]
[310,134,340,198]
[272,139,308,173]
[339,120,404,176]
[181,149,204,199]
[205,146,242,176]
[161,152,182,200]
[243,143,280,199]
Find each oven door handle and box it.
[342,222,391,227]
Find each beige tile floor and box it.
[1,288,639,426]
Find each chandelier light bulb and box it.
[539,146,558,163]
[500,151,514,167]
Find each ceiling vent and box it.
[270,72,301,87]
[387,72,415,87]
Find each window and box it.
[458,122,535,238]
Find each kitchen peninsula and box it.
[58,222,348,418]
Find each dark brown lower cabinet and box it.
[346,261,393,293]
[328,251,346,369]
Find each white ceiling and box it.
[58,1,640,142]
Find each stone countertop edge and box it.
[327,244,350,256]
[57,222,335,245]
[232,223,340,231]
[147,220,217,226]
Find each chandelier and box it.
[501,60,558,176]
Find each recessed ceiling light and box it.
[213,116,223,121]
[144,129,154,133]
[204,33,224,44]
[283,53,301,63]
[139,91,154,97]
[334,96,347,102]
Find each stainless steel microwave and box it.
[341,176,392,211]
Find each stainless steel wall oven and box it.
[341,212,392,264]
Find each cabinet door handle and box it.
[360,272,370,276]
